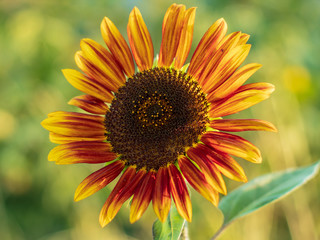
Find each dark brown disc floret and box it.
[105,67,209,170]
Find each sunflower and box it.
[42,4,276,227]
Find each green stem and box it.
[180,222,189,240]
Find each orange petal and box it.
[201,131,262,163]
[202,44,251,93]
[62,68,114,103]
[80,39,125,87]
[49,132,105,144]
[101,17,135,77]
[152,167,171,222]
[158,4,186,67]
[68,94,109,115]
[197,31,241,87]
[74,160,125,201]
[186,147,227,194]
[127,7,154,71]
[179,156,219,206]
[99,167,146,227]
[48,141,117,164]
[168,164,192,222]
[208,82,275,117]
[210,119,277,132]
[130,170,156,223]
[174,7,196,69]
[207,63,262,101]
[158,4,196,69]
[191,143,247,182]
[41,111,105,137]
[188,18,227,79]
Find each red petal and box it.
[68,94,109,115]
[48,141,117,164]
[74,160,125,201]
[210,119,277,132]
[201,131,262,163]
[186,147,227,194]
[152,167,171,222]
[168,164,192,222]
[130,171,156,223]
[190,144,247,182]
[208,82,275,118]
[99,167,146,227]
[179,156,219,206]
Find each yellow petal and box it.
[127,7,154,71]
[80,39,125,87]
[62,68,114,103]
[101,17,135,77]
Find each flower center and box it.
[105,67,209,170]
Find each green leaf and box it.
[152,205,186,240]
[219,161,320,225]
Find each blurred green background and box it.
[0,0,319,239]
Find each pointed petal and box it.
[191,143,247,182]
[186,147,227,194]
[201,131,262,163]
[127,7,154,71]
[188,18,227,79]
[74,51,119,93]
[130,170,156,223]
[207,63,262,101]
[152,167,171,222]
[158,4,186,67]
[174,7,196,69]
[99,167,146,227]
[168,164,192,222]
[101,17,135,77]
[197,31,241,87]
[238,33,250,45]
[158,4,196,69]
[49,132,105,144]
[41,111,105,137]
[202,44,251,93]
[62,68,114,103]
[210,119,277,132]
[208,82,275,117]
[179,156,219,206]
[48,141,117,164]
[80,39,125,88]
[68,95,109,115]
[74,160,125,201]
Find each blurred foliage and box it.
[0,0,319,239]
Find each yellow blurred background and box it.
[0,0,319,239]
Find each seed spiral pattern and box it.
[105,67,209,170]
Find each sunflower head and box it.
[42,3,276,227]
